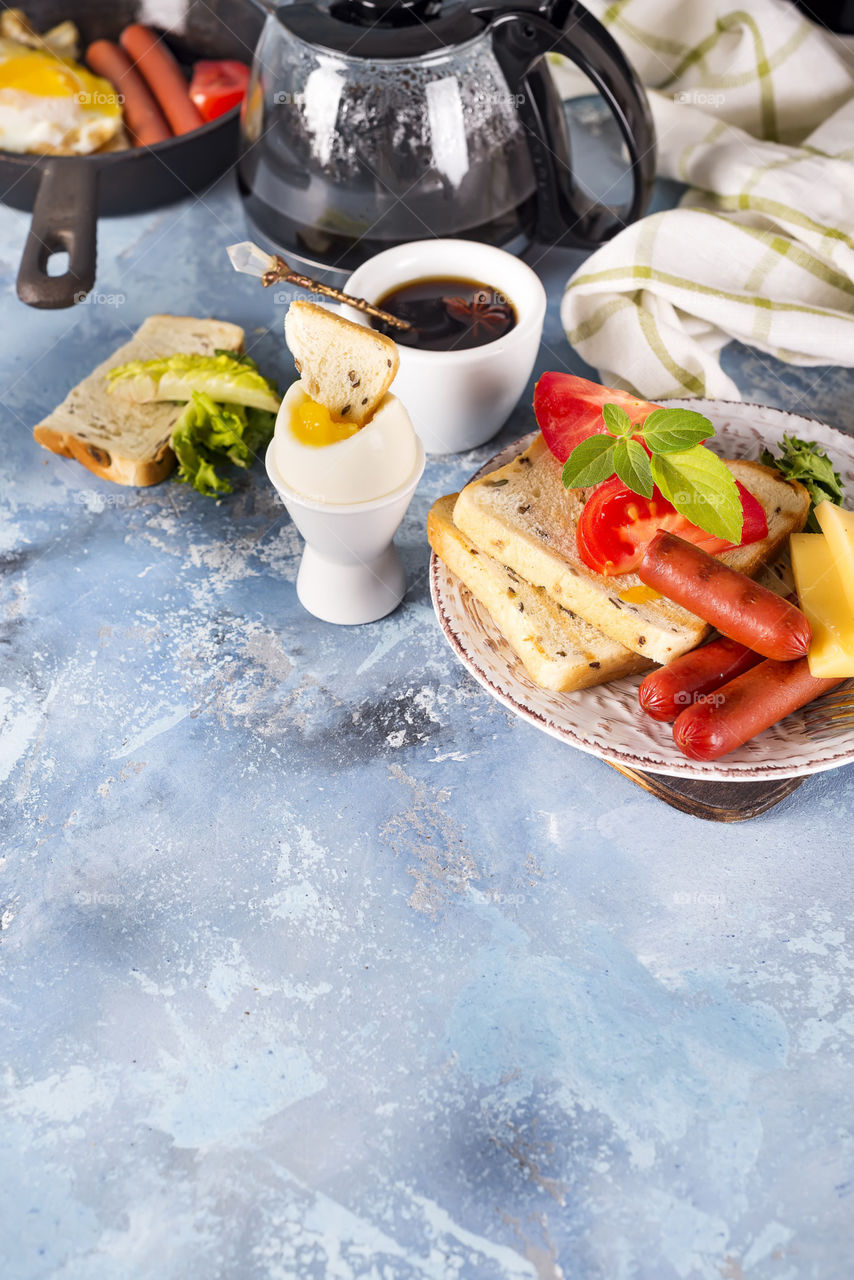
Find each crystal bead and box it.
[227,241,277,278]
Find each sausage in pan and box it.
[86,40,172,146]
[119,24,204,136]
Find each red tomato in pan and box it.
[189,60,250,122]
[534,371,661,462]
[577,478,768,576]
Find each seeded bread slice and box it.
[453,434,811,665]
[284,300,399,427]
[33,315,245,486]
[429,494,652,692]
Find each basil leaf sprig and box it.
[561,404,744,544]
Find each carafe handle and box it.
[485,1,655,247]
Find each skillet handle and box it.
[16,161,98,309]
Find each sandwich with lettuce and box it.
[109,347,281,497]
[33,315,283,496]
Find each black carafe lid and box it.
[279,0,495,58]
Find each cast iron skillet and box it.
[0,0,266,308]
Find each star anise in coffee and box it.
[442,290,514,340]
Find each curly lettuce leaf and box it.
[170,392,276,497]
[760,434,844,532]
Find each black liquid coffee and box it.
[371,277,517,351]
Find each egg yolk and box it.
[0,52,120,112]
[291,399,360,447]
[619,585,662,604]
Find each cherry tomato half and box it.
[533,371,662,463]
[576,477,768,576]
[189,60,250,123]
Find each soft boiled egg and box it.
[273,381,419,505]
[0,40,122,155]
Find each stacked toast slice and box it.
[429,433,811,692]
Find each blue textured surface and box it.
[2,165,854,1280]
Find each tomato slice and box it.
[576,477,768,576]
[189,60,250,123]
[534,372,662,463]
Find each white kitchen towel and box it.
[553,0,854,400]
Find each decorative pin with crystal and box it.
[226,242,412,331]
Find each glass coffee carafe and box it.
[238,0,655,277]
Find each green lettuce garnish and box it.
[108,349,281,413]
[759,434,844,532]
[170,391,276,497]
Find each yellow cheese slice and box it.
[815,500,854,615]
[791,532,854,678]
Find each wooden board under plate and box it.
[606,762,804,821]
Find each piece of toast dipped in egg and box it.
[274,301,418,504]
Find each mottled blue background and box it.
[2,141,853,1279]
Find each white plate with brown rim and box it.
[429,399,854,781]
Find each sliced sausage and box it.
[86,40,172,146]
[639,636,764,722]
[673,657,841,761]
[119,24,204,136]
[639,531,811,661]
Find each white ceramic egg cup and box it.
[266,439,426,625]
